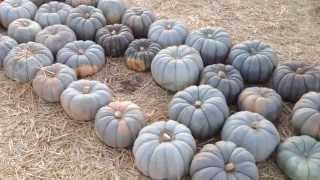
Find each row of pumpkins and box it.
[0,0,320,180]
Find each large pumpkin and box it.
[8,18,41,43]
[4,42,54,83]
[95,101,145,148]
[133,120,196,180]
[186,27,231,65]
[168,85,229,139]
[97,0,126,24]
[151,45,204,92]
[221,111,280,162]
[65,0,97,7]
[0,35,17,68]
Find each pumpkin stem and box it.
[218,71,227,79]
[251,122,260,129]
[207,33,213,38]
[111,30,117,35]
[194,100,202,108]
[83,86,91,94]
[296,67,305,74]
[139,46,145,51]
[166,24,172,30]
[225,162,235,172]
[160,132,173,142]
[114,111,122,119]
[41,68,56,78]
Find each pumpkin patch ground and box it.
[0,0,320,179]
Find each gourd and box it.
[8,18,41,43]
[95,101,145,148]
[151,45,204,92]
[148,19,188,48]
[168,85,229,139]
[228,40,278,84]
[0,35,17,68]
[125,39,161,72]
[190,141,259,180]
[57,40,105,78]
[30,0,64,7]
[277,135,320,180]
[97,0,126,24]
[95,24,134,57]
[200,63,244,104]
[186,27,231,65]
[3,42,54,83]
[0,0,37,28]
[121,7,156,38]
[32,63,77,102]
[133,120,196,180]
[272,63,320,102]
[61,79,113,121]
[238,87,282,122]
[65,0,97,7]
[221,111,280,162]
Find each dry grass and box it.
[1,0,320,179]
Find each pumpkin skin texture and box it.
[228,40,278,84]
[148,19,189,48]
[200,64,244,104]
[125,39,161,72]
[0,35,17,68]
[97,0,126,24]
[32,63,77,102]
[95,101,145,148]
[65,0,97,7]
[4,42,54,83]
[168,85,229,139]
[61,79,113,121]
[8,18,41,43]
[221,111,280,162]
[151,45,204,92]
[96,24,134,57]
[277,135,320,180]
[133,120,196,180]
[272,63,320,102]
[57,40,105,78]
[190,141,259,180]
[186,27,231,66]
[238,87,282,122]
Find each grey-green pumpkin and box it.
[65,0,97,7]
[97,0,126,24]
[0,35,17,68]
[8,18,41,43]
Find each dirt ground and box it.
[0,0,320,179]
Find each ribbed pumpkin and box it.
[272,63,320,102]
[228,40,278,84]
[30,0,64,7]
[8,18,41,43]
[186,27,231,65]
[148,19,188,48]
[57,40,105,78]
[200,64,244,104]
[133,120,196,180]
[32,63,77,102]
[4,42,54,83]
[95,101,145,148]
[151,45,204,92]
[168,85,229,139]
[125,39,161,72]
[65,0,97,7]
[95,24,134,57]
[61,79,113,121]
[190,141,259,180]
[0,35,17,68]
[97,0,126,24]
[121,7,156,38]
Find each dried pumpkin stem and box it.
[251,122,260,129]
[194,100,202,108]
[114,111,122,119]
[160,132,172,142]
[296,67,305,74]
[83,86,91,94]
[218,71,227,79]
[225,162,235,172]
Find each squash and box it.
[125,39,161,72]
[200,63,244,104]
[8,18,41,43]
[272,63,320,102]
[221,111,280,162]
[148,19,188,48]
[30,0,64,7]
[95,101,145,148]
[186,27,231,65]
[32,63,77,102]
[61,79,113,121]
[0,35,17,68]
[57,40,105,78]
[65,0,97,7]
[97,0,126,24]
[133,120,196,180]
[228,40,278,84]
[151,45,204,92]
[190,141,259,180]
[121,7,156,38]
[95,24,134,57]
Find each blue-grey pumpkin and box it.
[8,18,41,43]
[65,0,97,7]
[30,0,64,7]
[97,0,126,24]
[0,35,17,68]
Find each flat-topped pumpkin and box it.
[8,18,41,43]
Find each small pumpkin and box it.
[0,35,17,68]
[200,63,244,104]
[186,27,231,65]
[97,0,126,24]
[221,111,280,162]
[65,0,97,7]
[272,63,320,102]
[95,101,145,148]
[228,40,278,84]
[32,63,77,102]
[61,79,113,121]
[168,85,229,139]
[95,24,134,57]
[133,120,196,180]
[57,40,105,78]
[148,19,188,48]
[8,18,41,43]
[190,141,259,180]
[4,42,54,83]
[125,39,161,72]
